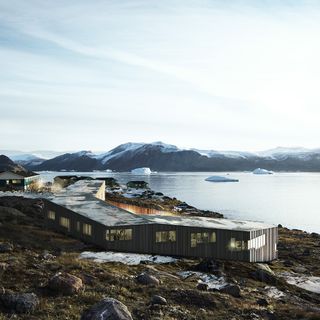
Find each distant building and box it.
[44,180,278,262]
[0,171,40,191]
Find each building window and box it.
[248,234,266,250]
[76,221,81,232]
[191,232,216,247]
[60,217,70,230]
[83,223,92,236]
[228,238,248,251]
[12,179,22,184]
[47,210,56,220]
[106,229,132,241]
[156,231,176,243]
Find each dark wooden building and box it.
[44,180,278,262]
[0,171,40,191]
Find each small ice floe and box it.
[205,175,239,183]
[131,167,152,175]
[264,286,286,299]
[80,251,178,265]
[252,168,273,175]
[177,271,227,290]
[280,272,320,294]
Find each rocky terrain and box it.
[0,196,320,319]
[104,179,223,218]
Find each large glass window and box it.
[59,217,70,230]
[191,232,216,247]
[83,223,92,236]
[156,231,176,243]
[47,210,56,220]
[76,221,81,232]
[228,238,248,251]
[106,229,132,241]
[12,179,22,184]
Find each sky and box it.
[1,0,320,152]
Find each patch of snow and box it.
[80,251,178,265]
[264,286,285,299]
[177,271,227,289]
[193,149,254,159]
[205,175,239,182]
[131,167,152,175]
[280,272,320,294]
[252,168,273,175]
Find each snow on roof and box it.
[49,180,276,231]
[50,180,149,226]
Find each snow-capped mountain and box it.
[2,143,320,172]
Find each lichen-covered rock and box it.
[136,273,159,286]
[0,242,13,253]
[81,297,133,320]
[48,272,83,295]
[253,264,277,285]
[219,284,241,297]
[0,290,39,313]
[151,295,167,305]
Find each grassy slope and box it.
[0,207,320,319]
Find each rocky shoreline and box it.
[0,195,320,319]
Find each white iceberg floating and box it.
[252,168,273,175]
[80,251,177,265]
[131,167,152,175]
[205,175,239,183]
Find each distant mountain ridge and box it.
[2,142,320,172]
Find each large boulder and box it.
[151,295,167,305]
[81,297,133,320]
[252,264,277,285]
[48,272,83,295]
[0,290,39,313]
[219,284,241,297]
[193,259,223,276]
[136,273,160,286]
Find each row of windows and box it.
[106,229,132,241]
[191,232,216,247]
[47,211,266,251]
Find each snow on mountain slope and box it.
[258,147,320,160]
[94,142,179,165]
[191,149,255,159]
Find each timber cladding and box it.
[43,192,278,262]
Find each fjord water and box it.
[41,171,320,233]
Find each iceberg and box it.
[205,175,239,182]
[131,167,152,175]
[253,168,273,175]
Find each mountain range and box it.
[1,142,320,172]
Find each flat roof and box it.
[49,180,276,231]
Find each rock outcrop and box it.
[0,290,39,314]
[48,272,83,295]
[81,297,133,320]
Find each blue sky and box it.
[1,0,320,152]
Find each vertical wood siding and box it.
[43,200,277,262]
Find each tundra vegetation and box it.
[0,195,319,319]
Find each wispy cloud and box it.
[1,0,320,150]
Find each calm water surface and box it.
[39,171,320,233]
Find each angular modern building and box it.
[44,180,278,262]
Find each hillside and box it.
[3,143,320,172]
[0,196,319,319]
